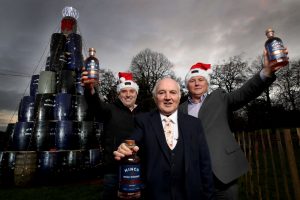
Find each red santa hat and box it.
[117,72,139,93]
[185,62,212,85]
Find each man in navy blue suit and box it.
[114,77,214,200]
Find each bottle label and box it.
[266,39,287,61]
[119,164,141,192]
[86,60,99,79]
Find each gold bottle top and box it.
[125,140,136,148]
[88,48,96,56]
[89,48,96,52]
[265,28,275,38]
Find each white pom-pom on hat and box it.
[119,77,126,83]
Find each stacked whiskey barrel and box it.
[0,11,102,186]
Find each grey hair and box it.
[152,77,181,98]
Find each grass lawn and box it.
[0,178,103,200]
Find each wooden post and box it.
[242,131,249,199]
[254,130,262,200]
[260,129,269,200]
[296,128,300,147]
[266,129,280,200]
[283,128,300,200]
[248,131,254,197]
[276,129,291,200]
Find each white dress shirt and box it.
[160,110,179,148]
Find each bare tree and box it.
[210,55,248,93]
[98,69,118,103]
[274,60,300,111]
[248,55,275,108]
[130,48,175,98]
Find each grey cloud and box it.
[0,0,299,130]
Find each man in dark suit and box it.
[178,50,288,200]
[114,77,214,200]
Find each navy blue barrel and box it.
[34,94,55,121]
[65,33,82,54]
[0,123,15,151]
[75,72,84,95]
[54,93,74,121]
[32,121,56,151]
[57,70,75,94]
[64,150,83,172]
[50,33,66,72]
[74,95,91,121]
[66,51,83,71]
[55,121,78,150]
[18,96,35,122]
[37,151,61,182]
[55,150,68,173]
[44,57,51,71]
[0,151,16,186]
[94,122,104,146]
[86,148,102,168]
[5,123,15,151]
[37,151,57,173]
[12,122,34,151]
[65,33,83,71]
[30,75,39,96]
[0,133,6,151]
[75,80,84,95]
[76,121,97,150]
[50,33,66,54]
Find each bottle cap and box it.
[125,140,135,146]
[88,48,96,52]
[265,28,274,35]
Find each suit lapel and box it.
[178,112,190,173]
[180,101,188,114]
[198,93,211,118]
[150,110,171,163]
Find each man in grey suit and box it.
[114,77,214,200]
[178,50,288,200]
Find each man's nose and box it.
[164,92,171,99]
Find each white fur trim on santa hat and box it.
[117,80,139,93]
[185,68,212,86]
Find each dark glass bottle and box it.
[265,28,289,68]
[84,48,99,80]
[118,140,141,200]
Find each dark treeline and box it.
[99,49,300,131]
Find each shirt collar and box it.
[188,92,208,104]
[160,110,178,124]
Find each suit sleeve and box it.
[226,72,276,111]
[84,87,110,121]
[197,123,215,199]
[130,115,145,144]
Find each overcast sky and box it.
[0,0,299,130]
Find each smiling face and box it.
[187,75,209,101]
[118,87,137,110]
[153,78,181,116]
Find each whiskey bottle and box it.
[118,140,141,199]
[84,48,99,80]
[265,28,289,68]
